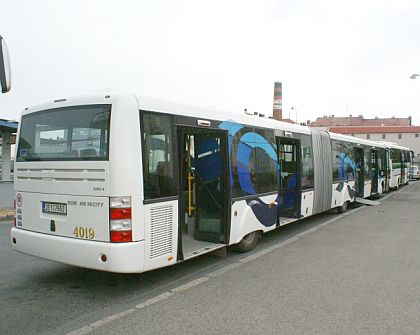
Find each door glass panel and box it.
[278,138,300,218]
[371,150,378,192]
[354,148,364,196]
[179,128,228,245]
[194,133,225,242]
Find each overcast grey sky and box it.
[1,0,420,124]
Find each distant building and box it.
[308,114,420,155]
[327,126,420,155]
[279,118,296,124]
[310,115,412,130]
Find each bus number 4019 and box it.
[73,227,95,240]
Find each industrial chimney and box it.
[272,82,282,121]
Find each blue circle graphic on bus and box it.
[219,120,244,189]
[336,152,356,180]
[236,132,278,195]
[219,121,280,227]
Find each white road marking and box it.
[266,236,299,251]
[171,276,209,293]
[64,187,409,335]
[89,309,137,329]
[64,280,208,334]
[135,291,174,309]
[207,262,243,278]
[238,247,276,263]
[380,181,418,201]
[65,325,93,335]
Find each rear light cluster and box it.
[109,196,132,243]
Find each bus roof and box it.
[20,91,412,151]
[135,94,313,135]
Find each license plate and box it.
[42,202,67,215]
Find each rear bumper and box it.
[11,228,145,273]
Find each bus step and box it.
[184,243,225,261]
[355,198,381,206]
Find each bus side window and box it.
[80,148,97,157]
[141,112,177,200]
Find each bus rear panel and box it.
[11,94,149,273]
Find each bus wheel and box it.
[336,201,348,214]
[238,231,260,253]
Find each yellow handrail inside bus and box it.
[279,143,283,204]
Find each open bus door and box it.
[378,149,388,193]
[386,149,392,190]
[402,151,409,185]
[178,126,230,259]
[354,147,364,197]
[277,137,301,223]
[371,149,378,194]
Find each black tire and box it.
[237,231,260,253]
[336,201,348,214]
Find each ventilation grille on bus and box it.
[150,204,173,259]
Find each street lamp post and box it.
[291,106,298,124]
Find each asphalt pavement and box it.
[1,182,420,335]
[88,181,420,335]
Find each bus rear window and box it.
[17,105,111,161]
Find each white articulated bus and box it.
[11,93,411,273]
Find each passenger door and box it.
[194,131,229,243]
[354,147,364,197]
[371,150,378,194]
[277,137,301,220]
[178,127,230,245]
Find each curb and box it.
[0,209,15,220]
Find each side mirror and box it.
[0,35,12,93]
